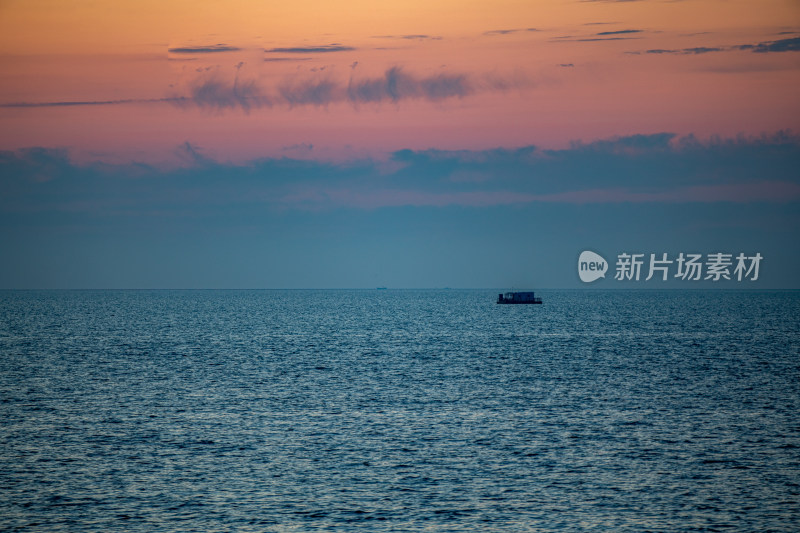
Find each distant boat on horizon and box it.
[376,287,387,290]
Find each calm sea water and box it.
[1,290,799,532]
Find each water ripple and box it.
[1,289,798,531]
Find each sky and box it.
[1,0,799,289]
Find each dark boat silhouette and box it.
[497,291,542,304]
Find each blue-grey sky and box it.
[2,133,798,288]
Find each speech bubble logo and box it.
[578,250,608,283]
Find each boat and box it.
[497,291,542,304]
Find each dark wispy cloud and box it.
[271,67,478,107]
[630,36,800,56]
[681,46,724,54]
[278,78,340,107]
[398,34,440,40]
[572,37,641,42]
[4,132,797,217]
[371,35,443,40]
[1,67,528,112]
[0,98,165,108]
[265,45,355,53]
[637,46,723,55]
[553,30,644,42]
[483,28,539,36]
[596,29,643,36]
[168,44,240,54]
[346,67,472,104]
[749,36,800,53]
[175,76,272,112]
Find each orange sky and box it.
[1,0,798,163]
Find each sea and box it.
[1,289,798,532]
